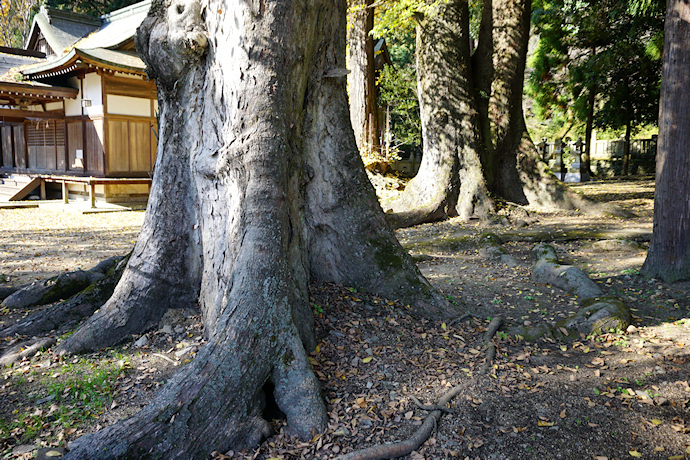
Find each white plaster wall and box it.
[83,72,103,117]
[65,77,82,116]
[45,102,63,111]
[107,95,151,116]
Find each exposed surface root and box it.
[1,257,128,339]
[508,244,631,340]
[0,337,55,366]
[337,317,504,460]
[1,256,122,310]
[531,243,603,300]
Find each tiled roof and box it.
[27,7,102,54]
[76,1,151,50]
[21,48,145,79]
[0,50,43,78]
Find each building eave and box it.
[21,48,147,80]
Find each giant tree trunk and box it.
[349,0,380,155]
[386,0,492,227]
[62,1,454,458]
[641,0,690,282]
[386,0,594,228]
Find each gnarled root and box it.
[337,317,503,460]
[1,256,128,339]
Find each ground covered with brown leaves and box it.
[1,176,689,460]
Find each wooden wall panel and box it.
[13,125,26,169]
[150,120,157,167]
[56,121,66,171]
[107,119,129,173]
[128,121,152,173]
[85,120,104,175]
[1,126,13,168]
[26,121,61,172]
[67,120,84,172]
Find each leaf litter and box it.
[2,176,690,459]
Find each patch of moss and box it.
[558,298,630,336]
[371,237,405,270]
[531,243,559,263]
[281,349,295,367]
[478,232,503,247]
[507,324,554,342]
[403,235,475,253]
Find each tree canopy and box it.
[528,0,664,139]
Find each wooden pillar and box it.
[40,179,46,200]
[89,182,96,208]
[62,181,68,204]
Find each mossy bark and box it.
[386,0,492,226]
[0,256,128,339]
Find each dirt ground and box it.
[1,176,689,460]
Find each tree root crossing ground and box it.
[1,176,690,459]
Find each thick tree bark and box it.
[386,0,493,226]
[349,0,380,155]
[641,0,690,282]
[62,1,455,458]
[387,0,598,228]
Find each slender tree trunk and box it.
[584,86,596,176]
[62,1,455,457]
[622,119,631,176]
[642,0,690,282]
[349,0,380,155]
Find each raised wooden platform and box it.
[0,175,41,201]
[0,173,152,207]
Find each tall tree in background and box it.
[58,0,455,457]
[642,0,690,282]
[0,0,39,47]
[593,37,661,175]
[529,0,664,175]
[349,0,380,155]
[386,0,593,228]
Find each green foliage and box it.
[528,0,664,140]
[373,0,482,40]
[378,64,421,148]
[372,0,430,39]
[44,0,141,16]
[375,23,421,151]
[0,0,40,47]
